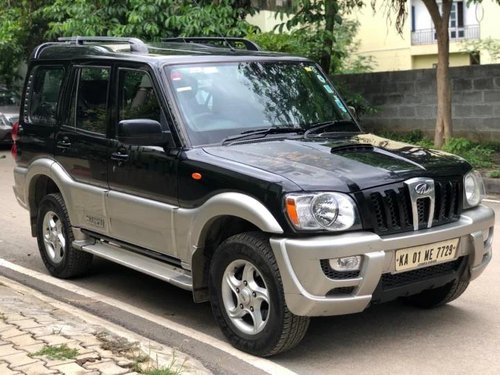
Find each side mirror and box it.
[117,119,172,146]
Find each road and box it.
[1,147,500,374]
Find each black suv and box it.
[12,36,495,356]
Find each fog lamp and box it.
[329,256,362,272]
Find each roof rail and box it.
[32,42,62,59]
[161,37,261,51]
[57,36,149,53]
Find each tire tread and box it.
[37,193,93,279]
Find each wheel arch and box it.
[184,192,284,303]
[28,174,61,236]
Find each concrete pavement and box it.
[0,276,211,375]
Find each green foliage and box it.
[250,20,373,74]
[459,37,500,63]
[273,0,363,74]
[490,170,500,178]
[376,130,495,168]
[43,0,258,40]
[34,344,79,360]
[442,138,494,169]
[0,0,48,87]
[248,18,374,114]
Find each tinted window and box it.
[69,67,110,134]
[28,67,64,125]
[118,69,161,123]
[165,62,356,146]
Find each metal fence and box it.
[411,25,480,45]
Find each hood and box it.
[202,133,470,192]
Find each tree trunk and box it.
[319,0,335,74]
[422,0,453,147]
[434,20,452,147]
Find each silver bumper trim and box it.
[270,204,495,317]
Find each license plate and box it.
[394,238,459,272]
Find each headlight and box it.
[285,192,360,231]
[463,170,485,208]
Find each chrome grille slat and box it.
[366,177,462,235]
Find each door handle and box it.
[56,136,71,148]
[111,150,129,162]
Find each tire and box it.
[404,278,469,308]
[36,193,93,278]
[209,232,310,357]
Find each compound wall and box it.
[335,64,500,142]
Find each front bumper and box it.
[270,204,495,317]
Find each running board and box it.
[73,241,193,291]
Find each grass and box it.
[490,170,500,178]
[96,331,185,375]
[34,344,79,360]
[143,368,183,375]
[375,129,498,170]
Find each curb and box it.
[484,177,500,196]
[0,276,212,375]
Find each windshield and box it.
[165,61,359,146]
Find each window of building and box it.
[411,6,416,32]
[28,66,65,125]
[449,1,465,38]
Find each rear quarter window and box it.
[26,66,65,125]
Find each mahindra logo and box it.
[415,183,432,195]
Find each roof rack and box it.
[57,36,149,53]
[161,37,261,51]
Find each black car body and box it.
[12,37,495,356]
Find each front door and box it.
[106,66,179,257]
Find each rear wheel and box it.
[36,193,93,278]
[404,278,469,308]
[209,232,309,357]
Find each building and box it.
[247,0,500,72]
[350,0,500,71]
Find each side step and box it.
[73,241,193,291]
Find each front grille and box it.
[320,259,360,279]
[381,257,464,289]
[366,177,462,235]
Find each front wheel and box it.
[209,232,309,357]
[36,193,93,278]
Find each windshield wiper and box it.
[304,120,359,138]
[221,127,304,145]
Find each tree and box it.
[0,0,257,88]
[0,0,48,88]
[383,0,500,147]
[275,0,363,75]
[249,19,375,74]
[43,0,258,40]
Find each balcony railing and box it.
[411,25,480,45]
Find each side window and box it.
[118,69,161,123]
[28,66,64,125]
[69,66,110,134]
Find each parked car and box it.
[12,36,495,357]
[0,105,19,144]
[0,85,20,106]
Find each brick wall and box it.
[335,64,500,142]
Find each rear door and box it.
[106,65,179,257]
[54,64,113,235]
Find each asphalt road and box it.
[1,147,500,374]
